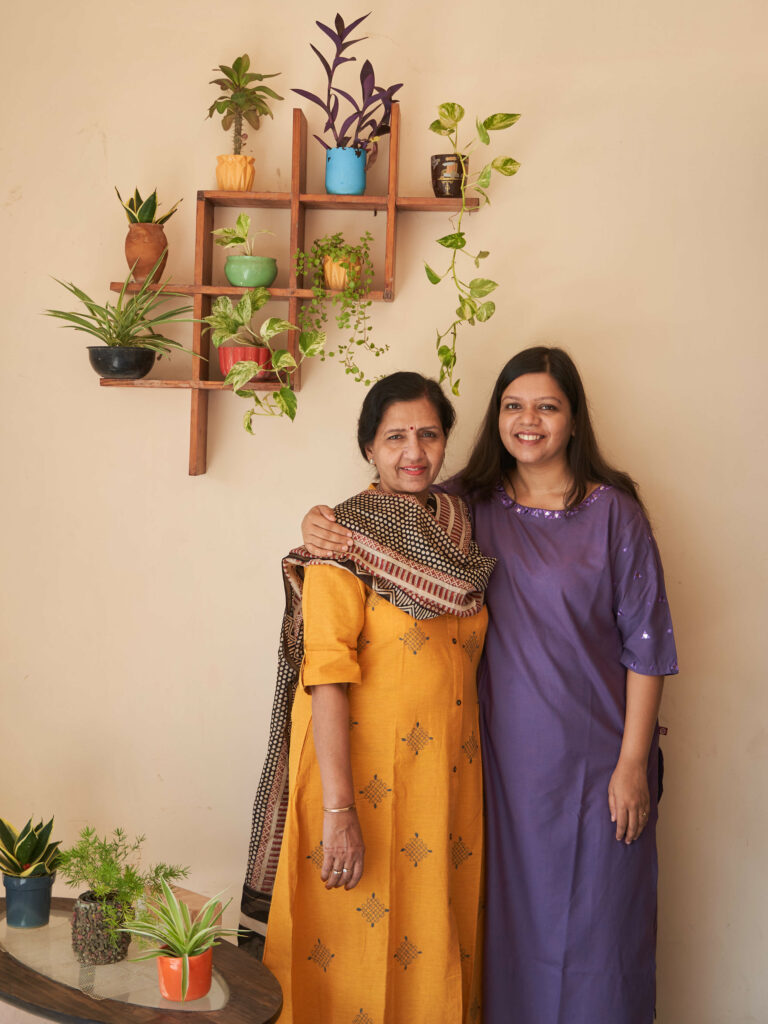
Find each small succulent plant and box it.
[115,187,182,225]
[0,816,62,877]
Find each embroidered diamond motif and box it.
[356,892,390,927]
[462,630,481,663]
[306,841,324,869]
[399,623,429,655]
[357,635,371,654]
[366,592,381,611]
[308,938,334,972]
[353,1011,375,1024]
[450,834,473,869]
[393,935,422,970]
[402,721,433,755]
[401,832,432,866]
[359,774,392,808]
[462,730,479,764]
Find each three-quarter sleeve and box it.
[300,564,366,690]
[611,509,679,677]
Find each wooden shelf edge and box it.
[99,378,285,392]
[197,190,292,207]
[109,282,387,301]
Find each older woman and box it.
[301,348,678,1024]
[248,372,495,1024]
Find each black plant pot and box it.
[430,153,469,198]
[87,346,156,380]
[71,891,131,966]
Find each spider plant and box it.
[44,254,197,357]
[121,878,242,1000]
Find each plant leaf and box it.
[491,156,521,176]
[270,348,297,372]
[476,164,492,189]
[436,232,466,250]
[298,330,325,357]
[274,386,298,420]
[424,263,441,285]
[476,301,496,322]
[438,102,465,127]
[483,113,521,131]
[260,317,297,343]
[428,119,453,136]
[469,278,498,298]
[476,117,490,145]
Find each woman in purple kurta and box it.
[301,346,678,1024]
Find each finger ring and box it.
[640,811,648,818]
[342,868,349,873]
[332,869,342,875]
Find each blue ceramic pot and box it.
[325,147,366,196]
[3,873,54,928]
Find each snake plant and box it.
[0,816,62,877]
[115,187,182,225]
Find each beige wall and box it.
[1,1,766,1019]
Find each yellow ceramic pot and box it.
[323,255,361,292]
[216,154,255,191]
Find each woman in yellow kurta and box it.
[261,373,495,1024]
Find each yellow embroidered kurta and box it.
[264,564,487,1024]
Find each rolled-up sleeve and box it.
[300,564,366,690]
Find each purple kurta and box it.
[458,483,678,1024]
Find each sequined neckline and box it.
[495,483,611,519]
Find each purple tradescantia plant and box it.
[293,12,402,156]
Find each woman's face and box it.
[365,397,447,503]
[498,372,574,470]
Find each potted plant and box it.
[207,54,284,191]
[424,102,521,393]
[58,827,188,967]
[212,214,277,288]
[0,816,61,929]
[295,231,386,384]
[203,286,276,379]
[115,187,182,283]
[203,291,324,424]
[120,878,242,1002]
[293,13,402,195]
[44,255,197,380]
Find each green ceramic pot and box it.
[224,255,277,288]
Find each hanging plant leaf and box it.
[275,387,298,420]
[469,278,498,298]
[437,232,466,249]
[483,113,521,131]
[492,156,521,176]
[424,264,441,285]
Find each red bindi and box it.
[410,426,414,430]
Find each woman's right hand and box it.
[320,808,365,890]
[302,505,354,557]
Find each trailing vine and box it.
[426,102,521,394]
[295,231,387,385]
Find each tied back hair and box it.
[459,346,645,513]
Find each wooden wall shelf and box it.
[103,104,478,475]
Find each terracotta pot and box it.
[216,154,255,191]
[323,254,361,292]
[70,891,131,966]
[157,946,213,1002]
[125,223,168,283]
[218,345,271,380]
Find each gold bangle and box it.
[323,803,356,813]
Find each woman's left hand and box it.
[608,758,651,844]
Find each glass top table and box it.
[0,898,281,1023]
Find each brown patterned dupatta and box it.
[241,489,495,931]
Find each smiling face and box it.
[365,397,447,503]
[498,372,575,470]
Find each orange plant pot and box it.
[125,223,168,283]
[157,947,213,1002]
[216,154,255,191]
[218,345,271,380]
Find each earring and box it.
[369,458,375,466]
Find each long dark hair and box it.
[459,346,644,511]
[357,371,456,459]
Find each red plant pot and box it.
[157,946,213,1002]
[217,345,271,380]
